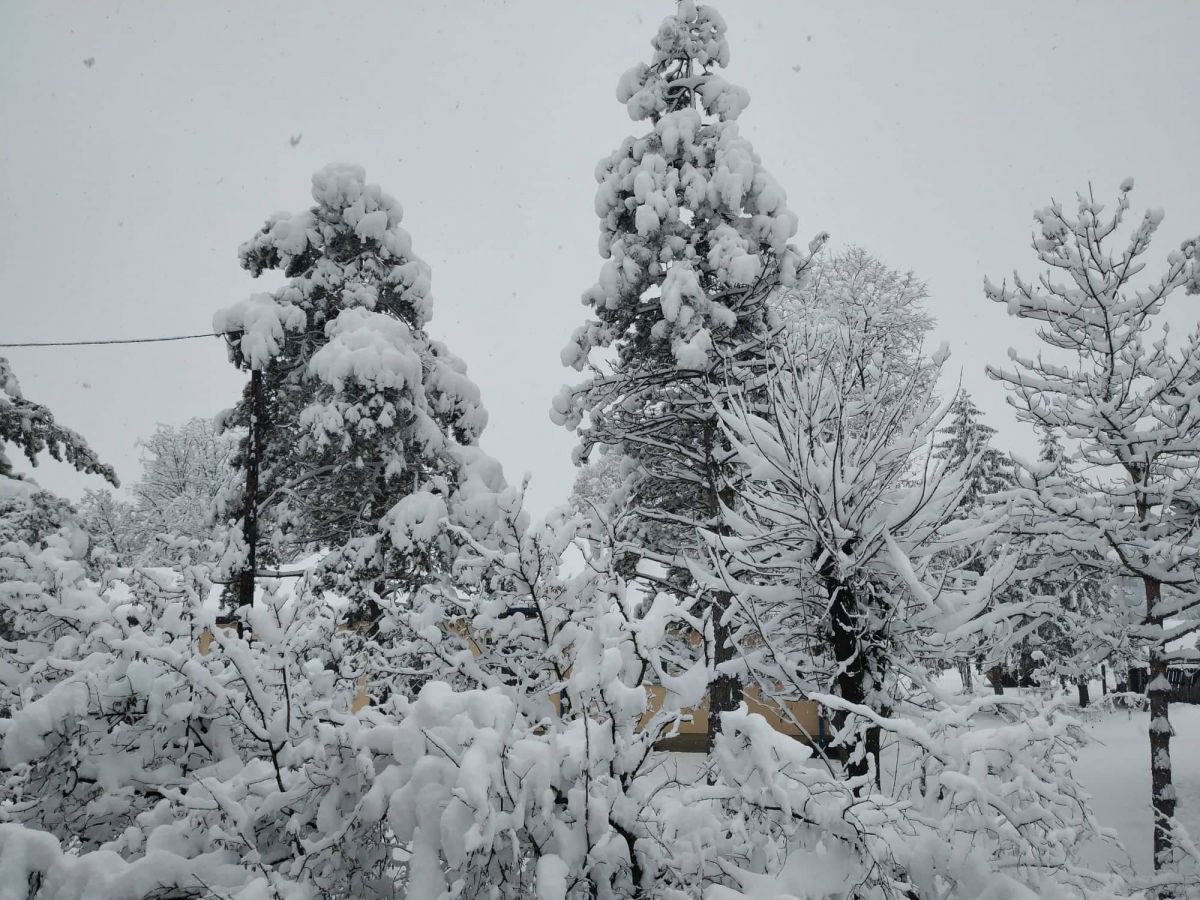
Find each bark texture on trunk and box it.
[1146,578,1176,886]
[704,588,744,754]
[703,418,744,754]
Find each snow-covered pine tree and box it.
[934,390,1015,513]
[552,0,820,749]
[0,357,117,707]
[931,390,1018,692]
[214,164,497,621]
[986,180,1200,888]
[0,358,117,488]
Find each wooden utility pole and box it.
[236,368,262,635]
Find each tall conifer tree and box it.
[215,164,498,618]
[553,1,819,746]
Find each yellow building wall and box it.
[199,626,821,749]
[640,683,821,750]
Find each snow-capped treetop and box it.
[0,357,117,485]
[212,165,495,598]
[986,182,1198,478]
[617,2,747,123]
[556,2,811,416]
[240,163,429,324]
[986,180,1194,374]
[217,164,436,372]
[771,246,937,417]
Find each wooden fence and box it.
[1125,665,1200,705]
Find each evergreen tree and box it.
[0,358,117,487]
[552,0,819,748]
[0,357,115,711]
[214,164,499,619]
[1014,427,1113,708]
[934,390,1015,512]
[1037,425,1065,467]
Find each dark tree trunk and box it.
[828,579,881,792]
[703,418,743,754]
[1076,677,1090,708]
[986,666,1005,695]
[704,588,744,754]
[1145,577,1176,886]
[236,368,263,636]
[1101,663,1108,696]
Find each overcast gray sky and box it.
[3,1,1198,514]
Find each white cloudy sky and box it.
[3,1,1199,513]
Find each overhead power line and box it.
[0,332,224,349]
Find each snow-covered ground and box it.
[656,683,1200,881]
[929,675,1200,875]
[1076,701,1200,875]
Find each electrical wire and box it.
[0,333,224,349]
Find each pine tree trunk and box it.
[1145,577,1176,887]
[236,369,262,635]
[1101,663,1108,696]
[986,666,1005,695]
[1076,677,1090,708]
[705,588,743,754]
[703,418,743,754]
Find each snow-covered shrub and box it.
[705,693,1133,899]
[351,484,718,897]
